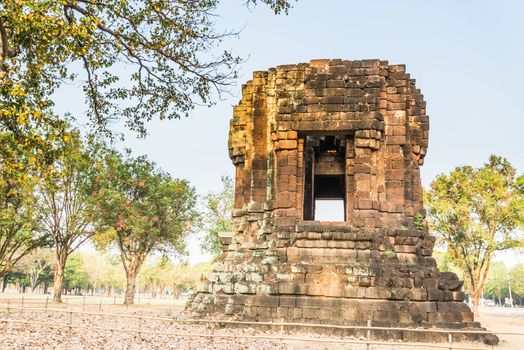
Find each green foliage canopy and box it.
[139,257,211,297]
[37,128,103,301]
[202,175,233,257]
[94,151,199,257]
[38,130,102,255]
[483,261,524,305]
[425,155,524,313]
[92,150,199,303]
[64,252,88,291]
[1,0,294,138]
[15,248,54,291]
[509,263,524,298]
[483,260,509,300]
[0,132,49,277]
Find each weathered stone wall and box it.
[187,59,483,341]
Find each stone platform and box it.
[188,224,484,342]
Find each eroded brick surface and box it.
[187,59,482,341]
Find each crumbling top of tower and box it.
[229,59,428,227]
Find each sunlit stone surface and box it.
[187,59,490,342]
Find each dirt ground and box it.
[0,299,522,350]
[475,308,524,350]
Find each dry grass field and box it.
[0,296,522,350]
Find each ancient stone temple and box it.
[188,59,486,341]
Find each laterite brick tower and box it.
[188,59,485,340]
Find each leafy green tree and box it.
[10,268,30,293]
[1,1,292,284]
[16,248,54,292]
[63,253,88,295]
[1,0,294,140]
[509,264,524,305]
[432,250,466,283]
[0,132,48,279]
[1,271,13,292]
[38,130,101,302]
[483,261,509,305]
[172,262,211,298]
[425,155,524,314]
[139,258,212,298]
[92,253,126,297]
[140,260,162,298]
[39,262,54,294]
[93,151,199,304]
[138,258,212,298]
[202,175,233,258]
[139,257,173,298]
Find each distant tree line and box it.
[0,128,200,304]
[1,248,210,298]
[483,261,524,306]
[434,251,524,307]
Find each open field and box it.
[0,295,522,349]
[0,293,184,308]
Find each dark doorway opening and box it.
[303,135,347,222]
[314,175,345,200]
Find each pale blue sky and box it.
[54,1,524,264]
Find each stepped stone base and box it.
[187,225,490,343]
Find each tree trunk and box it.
[31,280,39,292]
[2,275,8,292]
[470,288,480,316]
[53,261,65,302]
[124,270,138,305]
